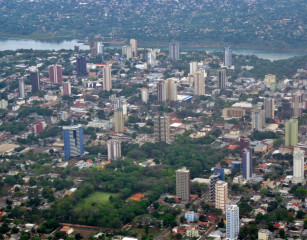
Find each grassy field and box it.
[76,192,118,208]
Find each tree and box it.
[75,233,83,240]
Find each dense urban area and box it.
[0,0,307,50]
[0,38,305,240]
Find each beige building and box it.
[141,88,148,103]
[193,71,205,96]
[130,39,138,58]
[176,167,190,203]
[264,98,275,119]
[114,109,124,133]
[264,74,276,85]
[166,78,177,101]
[258,229,269,240]
[222,107,246,118]
[215,181,228,213]
[103,65,112,91]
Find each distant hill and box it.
[0,0,306,50]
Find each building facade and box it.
[166,78,177,101]
[63,125,84,160]
[76,56,87,76]
[176,167,190,203]
[189,62,198,75]
[103,65,112,91]
[226,204,240,240]
[242,148,253,180]
[49,64,63,84]
[264,98,275,119]
[193,71,205,96]
[19,78,25,99]
[293,147,305,184]
[285,118,298,146]
[252,110,265,131]
[157,81,167,103]
[30,69,40,93]
[215,181,228,213]
[107,139,122,161]
[292,94,302,118]
[63,82,71,96]
[154,115,170,144]
[169,42,180,60]
[217,69,227,89]
[114,109,124,133]
[141,88,149,103]
[224,46,232,67]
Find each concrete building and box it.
[76,56,87,76]
[264,98,275,119]
[157,81,167,103]
[258,229,269,240]
[0,99,8,110]
[49,64,63,84]
[285,118,298,146]
[63,125,84,160]
[292,94,302,118]
[226,204,240,240]
[122,45,133,59]
[30,69,40,93]
[242,148,252,180]
[176,167,190,203]
[264,74,276,85]
[217,69,227,89]
[63,82,71,96]
[189,62,198,75]
[169,42,180,60]
[114,109,124,133]
[103,65,112,91]
[193,71,205,96]
[141,88,149,103]
[107,139,121,161]
[293,147,305,184]
[252,110,265,131]
[215,181,228,213]
[19,78,25,99]
[224,46,232,67]
[166,78,177,101]
[222,107,245,118]
[130,39,138,58]
[154,115,170,144]
[210,173,223,202]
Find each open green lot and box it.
[76,192,118,208]
[130,227,162,237]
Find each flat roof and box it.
[0,144,19,153]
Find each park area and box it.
[76,192,118,208]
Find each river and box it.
[0,38,306,61]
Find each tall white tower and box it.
[226,204,240,240]
[293,147,305,184]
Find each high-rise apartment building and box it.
[154,115,170,144]
[0,99,8,110]
[217,69,227,89]
[19,79,25,99]
[226,204,240,240]
[122,45,133,59]
[49,64,63,84]
[176,167,190,203]
[130,39,138,58]
[293,147,305,184]
[90,41,104,57]
[63,125,84,160]
[189,62,198,75]
[166,79,177,101]
[252,110,265,131]
[169,42,180,60]
[285,118,298,146]
[209,173,221,202]
[114,108,124,133]
[107,139,122,161]
[242,148,253,180]
[141,88,149,103]
[76,56,87,76]
[193,71,205,96]
[224,46,232,67]
[30,69,40,93]
[215,181,228,213]
[63,82,71,96]
[103,65,112,91]
[157,81,167,103]
[264,98,275,119]
[292,94,302,118]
